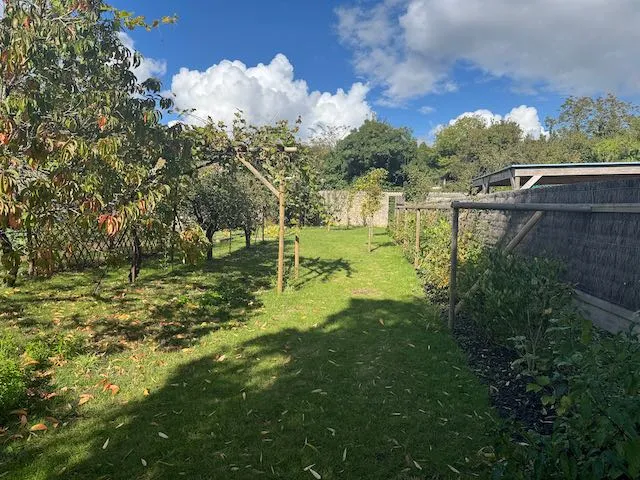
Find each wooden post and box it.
[448,207,459,329]
[277,182,285,294]
[294,234,300,279]
[414,209,421,268]
[228,229,232,254]
[403,211,409,248]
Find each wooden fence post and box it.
[294,234,300,279]
[277,183,285,294]
[414,209,421,268]
[448,207,460,329]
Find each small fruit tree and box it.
[186,115,320,293]
[352,168,388,252]
[0,0,179,284]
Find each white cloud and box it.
[435,105,548,139]
[117,32,167,82]
[337,0,640,102]
[419,106,435,114]
[170,53,373,138]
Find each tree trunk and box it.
[0,229,19,287]
[244,227,251,248]
[169,201,178,263]
[129,227,142,284]
[205,225,215,261]
[26,226,35,276]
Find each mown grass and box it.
[1,228,496,479]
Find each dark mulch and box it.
[450,314,555,434]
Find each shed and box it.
[472,162,640,193]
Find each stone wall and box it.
[320,190,404,227]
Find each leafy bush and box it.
[392,210,480,303]
[264,224,280,239]
[462,250,572,372]
[493,316,640,479]
[0,356,25,412]
[178,226,211,265]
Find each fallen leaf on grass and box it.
[102,438,109,450]
[141,458,147,467]
[413,460,422,470]
[447,464,461,474]
[10,409,27,417]
[29,423,47,432]
[143,388,150,396]
[158,432,169,439]
[304,464,322,479]
[79,394,94,406]
[45,417,60,428]
[103,383,120,395]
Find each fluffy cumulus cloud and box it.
[117,32,167,83]
[432,105,548,139]
[337,0,640,102]
[169,54,373,138]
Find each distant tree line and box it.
[316,94,640,199]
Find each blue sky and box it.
[112,0,640,141]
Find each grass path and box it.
[2,228,495,479]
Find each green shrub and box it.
[462,250,572,372]
[418,215,481,302]
[493,316,640,479]
[0,355,25,412]
[392,210,481,303]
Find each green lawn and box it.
[1,228,495,479]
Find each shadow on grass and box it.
[7,298,495,480]
[291,256,355,290]
[371,241,396,252]
[2,241,353,355]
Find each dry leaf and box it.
[20,415,27,426]
[216,354,226,362]
[342,448,347,461]
[143,388,150,396]
[102,438,110,450]
[158,432,169,439]
[378,319,385,326]
[10,409,27,416]
[45,417,60,428]
[308,468,321,479]
[141,458,147,467]
[447,464,461,474]
[79,394,94,406]
[108,384,120,395]
[413,460,422,470]
[29,423,48,432]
